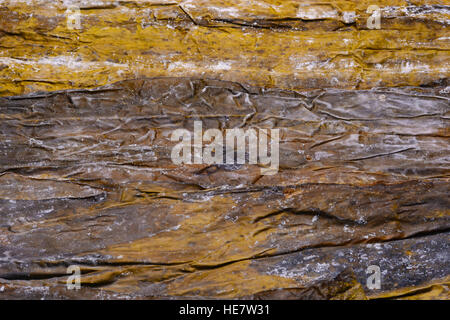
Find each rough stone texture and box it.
[0,0,449,300]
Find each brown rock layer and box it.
[0,77,448,299]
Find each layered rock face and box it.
[0,1,448,299]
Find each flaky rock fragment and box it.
[243,270,368,300]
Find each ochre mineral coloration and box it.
[0,0,449,300]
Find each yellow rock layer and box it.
[0,0,448,96]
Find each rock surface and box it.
[0,0,448,300]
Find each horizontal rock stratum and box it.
[0,77,448,299]
[0,0,449,96]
